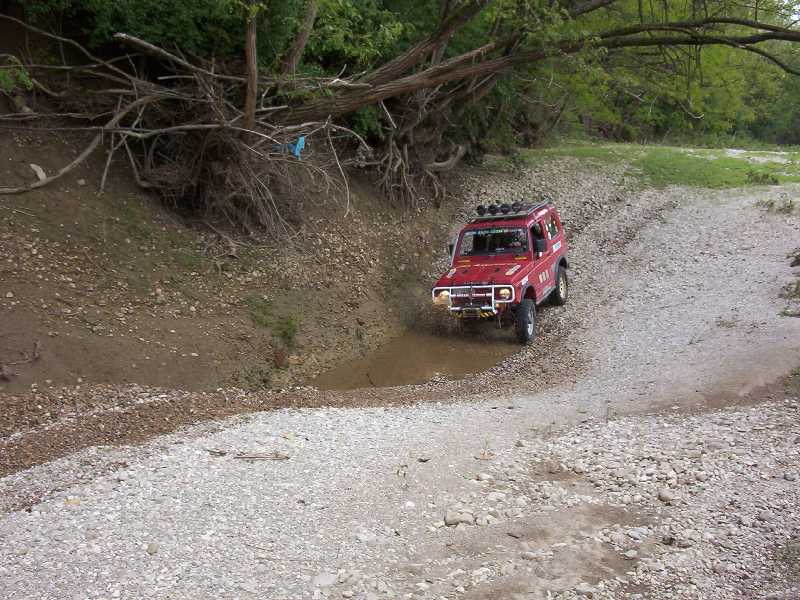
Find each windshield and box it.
[458,227,528,256]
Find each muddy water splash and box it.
[311,329,518,390]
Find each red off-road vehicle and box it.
[432,200,569,343]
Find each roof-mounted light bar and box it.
[469,200,549,223]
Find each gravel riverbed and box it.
[1,164,799,599]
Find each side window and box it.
[545,216,559,239]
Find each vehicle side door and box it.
[540,212,564,296]
[528,219,549,301]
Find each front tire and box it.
[550,267,568,306]
[515,299,536,344]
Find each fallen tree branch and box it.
[425,143,467,172]
[0,96,157,195]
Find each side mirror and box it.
[447,243,454,256]
[534,238,548,253]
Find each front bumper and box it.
[432,285,515,318]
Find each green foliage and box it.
[305,0,409,71]
[272,315,299,349]
[0,57,33,94]
[350,106,385,140]
[19,0,800,154]
[26,0,245,54]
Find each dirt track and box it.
[1,165,799,598]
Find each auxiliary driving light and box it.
[500,203,510,214]
[488,204,498,215]
[434,290,450,305]
[497,287,512,300]
[476,205,487,216]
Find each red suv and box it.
[432,200,569,343]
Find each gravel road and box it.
[1,173,799,599]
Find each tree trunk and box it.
[360,0,491,85]
[243,2,258,131]
[281,0,318,77]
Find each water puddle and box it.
[311,329,518,390]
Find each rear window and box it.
[459,227,528,256]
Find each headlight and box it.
[433,290,450,304]
[497,287,512,300]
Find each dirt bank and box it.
[0,128,462,395]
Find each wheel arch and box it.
[521,284,537,301]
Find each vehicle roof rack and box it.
[468,200,548,223]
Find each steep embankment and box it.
[0,127,459,394]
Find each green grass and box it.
[116,199,154,241]
[521,142,800,189]
[633,147,800,188]
[535,144,632,162]
[244,294,300,348]
[174,250,204,271]
[245,294,273,328]
[272,315,299,349]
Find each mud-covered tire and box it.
[550,266,568,306]
[514,299,536,344]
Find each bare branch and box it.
[113,33,245,82]
[0,96,157,195]
[425,144,467,172]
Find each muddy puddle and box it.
[311,329,518,390]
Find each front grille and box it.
[450,286,493,307]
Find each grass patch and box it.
[272,315,299,349]
[174,250,204,271]
[745,170,779,185]
[513,142,800,189]
[116,199,154,241]
[244,294,300,348]
[757,197,797,213]
[633,147,800,188]
[245,294,273,328]
[536,144,633,162]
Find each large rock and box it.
[444,509,475,526]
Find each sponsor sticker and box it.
[505,264,521,276]
[552,241,562,252]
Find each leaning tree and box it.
[1,0,800,229]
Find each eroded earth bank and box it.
[1,155,800,599]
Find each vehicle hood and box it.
[435,258,530,288]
